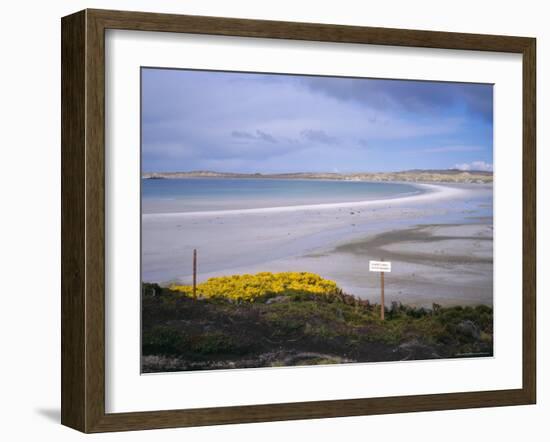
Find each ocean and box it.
[141,178,424,214]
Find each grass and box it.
[141,279,493,372]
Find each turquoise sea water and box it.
[141,178,424,214]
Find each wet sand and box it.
[142,183,493,307]
[330,224,493,306]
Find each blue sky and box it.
[142,68,493,173]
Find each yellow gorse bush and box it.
[170,272,340,302]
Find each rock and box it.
[266,295,289,304]
[397,339,441,360]
[456,320,481,339]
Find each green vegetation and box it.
[142,276,493,373]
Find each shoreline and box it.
[142,182,493,306]
[142,183,469,218]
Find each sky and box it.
[141,68,493,174]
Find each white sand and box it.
[142,183,465,219]
[142,183,493,306]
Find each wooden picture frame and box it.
[61,8,536,433]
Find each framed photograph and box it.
[61,9,536,433]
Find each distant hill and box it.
[142,169,493,184]
[401,168,493,176]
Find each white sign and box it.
[369,260,392,272]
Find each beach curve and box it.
[142,183,467,219]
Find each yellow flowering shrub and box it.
[170,272,340,302]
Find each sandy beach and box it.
[142,182,493,307]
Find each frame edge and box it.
[61,8,538,433]
[61,9,87,433]
[521,37,536,405]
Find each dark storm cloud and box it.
[301,77,493,121]
[141,68,493,173]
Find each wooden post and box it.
[380,270,385,321]
[370,258,389,321]
[193,248,197,300]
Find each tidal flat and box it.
[142,182,493,307]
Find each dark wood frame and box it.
[61,8,536,433]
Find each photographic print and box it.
[141,68,494,373]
